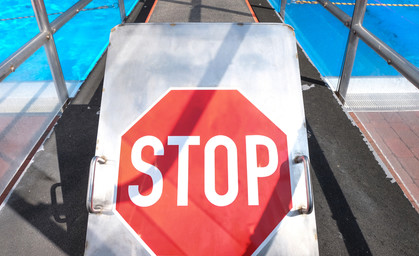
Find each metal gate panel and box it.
[85,23,318,255]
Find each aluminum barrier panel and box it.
[85,23,318,255]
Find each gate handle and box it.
[294,155,313,214]
[87,156,106,213]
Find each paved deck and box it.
[0,0,418,255]
[352,111,419,212]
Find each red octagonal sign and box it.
[117,89,292,255]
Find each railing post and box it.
[337,0,367,102]
[280,0,287,19]
[31,0,68,104]
[119,0,126,23]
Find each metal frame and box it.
[0,0,128,105]
[85,23,319,255]
[32,0,69,104]
[87,156,106,213]
[294,155,313,214]
[280,0,419,102]
[118,0,127,23]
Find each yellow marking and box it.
[294,1,419,7]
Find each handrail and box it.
[50,0,92,32]
[32,0,69,104]
[294,155,314,214]
[87,156,107,213]
[0,32,48,82]
[316,0,352,27]
[118,0,126,23]
[0,1,91,78]
[0,0,127,104]
[0,0,94,104]
[338,0,419,100]
[280,0,419,102]
[352,24,419,90]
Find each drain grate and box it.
[344,93,419,111]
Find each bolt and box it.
[94,205,103,211]
[98,156,107,164]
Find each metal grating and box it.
[344,92,419,111]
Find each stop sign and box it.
[116,89,292,255]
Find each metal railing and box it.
[0,0,127,106]
[280,0,419,102]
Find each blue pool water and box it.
[0,0,138,83]
[268,0,419,78]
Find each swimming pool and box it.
[268,0,419,93]
[1,0,138,83]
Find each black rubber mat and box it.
[147,0,255,22]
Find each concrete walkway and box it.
[352,111,419,212]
